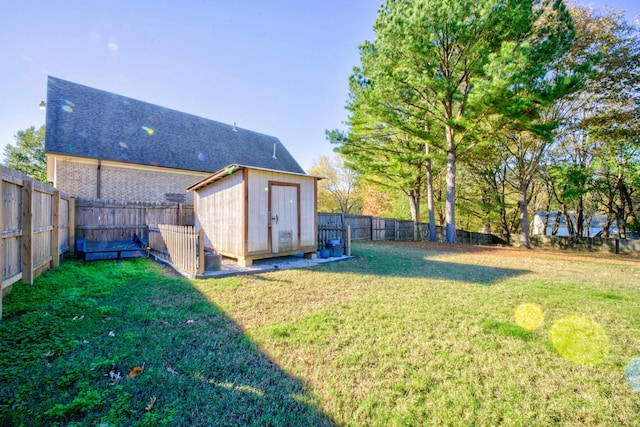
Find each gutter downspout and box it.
[97,160,102,199]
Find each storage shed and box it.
[188,165,319,266]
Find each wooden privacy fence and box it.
[148,224,204,276]
[1,166,73,319]
[318,212,494,245]
[75,199,194,243]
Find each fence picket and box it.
[1,166,73,319]
[150,224,201,275]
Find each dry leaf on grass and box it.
[127,363,145,379]
[145,396,157,412]
[165,361,178,375]
[185,319,195,324]
[107,366,122,385]
[108,331,115,337]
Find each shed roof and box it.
[44,76,305,175]
[188,164,319,192]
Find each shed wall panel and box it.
[195,171,243,255]
[247,169,316,253]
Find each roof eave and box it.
[188,164,321,192]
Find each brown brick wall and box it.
[55,159,205,203]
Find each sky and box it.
[1,1,639,172]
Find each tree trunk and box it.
[576,195,584,237]
[562,205,575,236]
[408,190,420,222]
[519,182,531,249]
[499,166,510,243]
[551,206,562,236]
[542,182,553,236]
[426,154,437,242]
[619,180,637,226]
[445,148,457,243]
[615,175,627,238]
[542,199,551,236]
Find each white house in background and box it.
[531,212,614,237]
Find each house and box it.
[188,165,319,266]
[531,211,614,237]
[44,76,306,203]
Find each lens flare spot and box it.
[147,128,154,135]
[108,42,119,51]
[264,187,269,191]
[141,126,154,135]
[119,141,129,149]
[550,316,610,365]
[514,303,544,331]
[197,152,206,161]
[626,358,640,393]
[61,105,73,113]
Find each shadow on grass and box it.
[0,259,338,427]
[128,270,339,426]
[316,242,529,285]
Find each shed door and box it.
[270,184,299,254]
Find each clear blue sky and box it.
[1,1,638,171]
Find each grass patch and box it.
[1,242,640,425]
[481,321,536,341]
[0,259,333,426]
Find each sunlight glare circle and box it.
[550,316,610,365]
[514,303,544,331]
[626,358,640,393]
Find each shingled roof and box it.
[44,76,305,175]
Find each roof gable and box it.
[44,76,305,175]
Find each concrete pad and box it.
[196,253,355,279]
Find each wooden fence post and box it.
[394,220,399,241]
[21,179,34,285]
[197,228,205,275]
[370,217,375,241]
[52,191,60,268]
[68,198,76,256]
[347,225,351,256]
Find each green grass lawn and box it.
[1,242,639,426]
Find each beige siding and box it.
[247,169,316,253]
[195,171,244,255]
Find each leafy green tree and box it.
[308,154,362,214]
[336,0,577,242]
[328,125,440,241]
[3,125,48,183]
[550,6,640,237]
